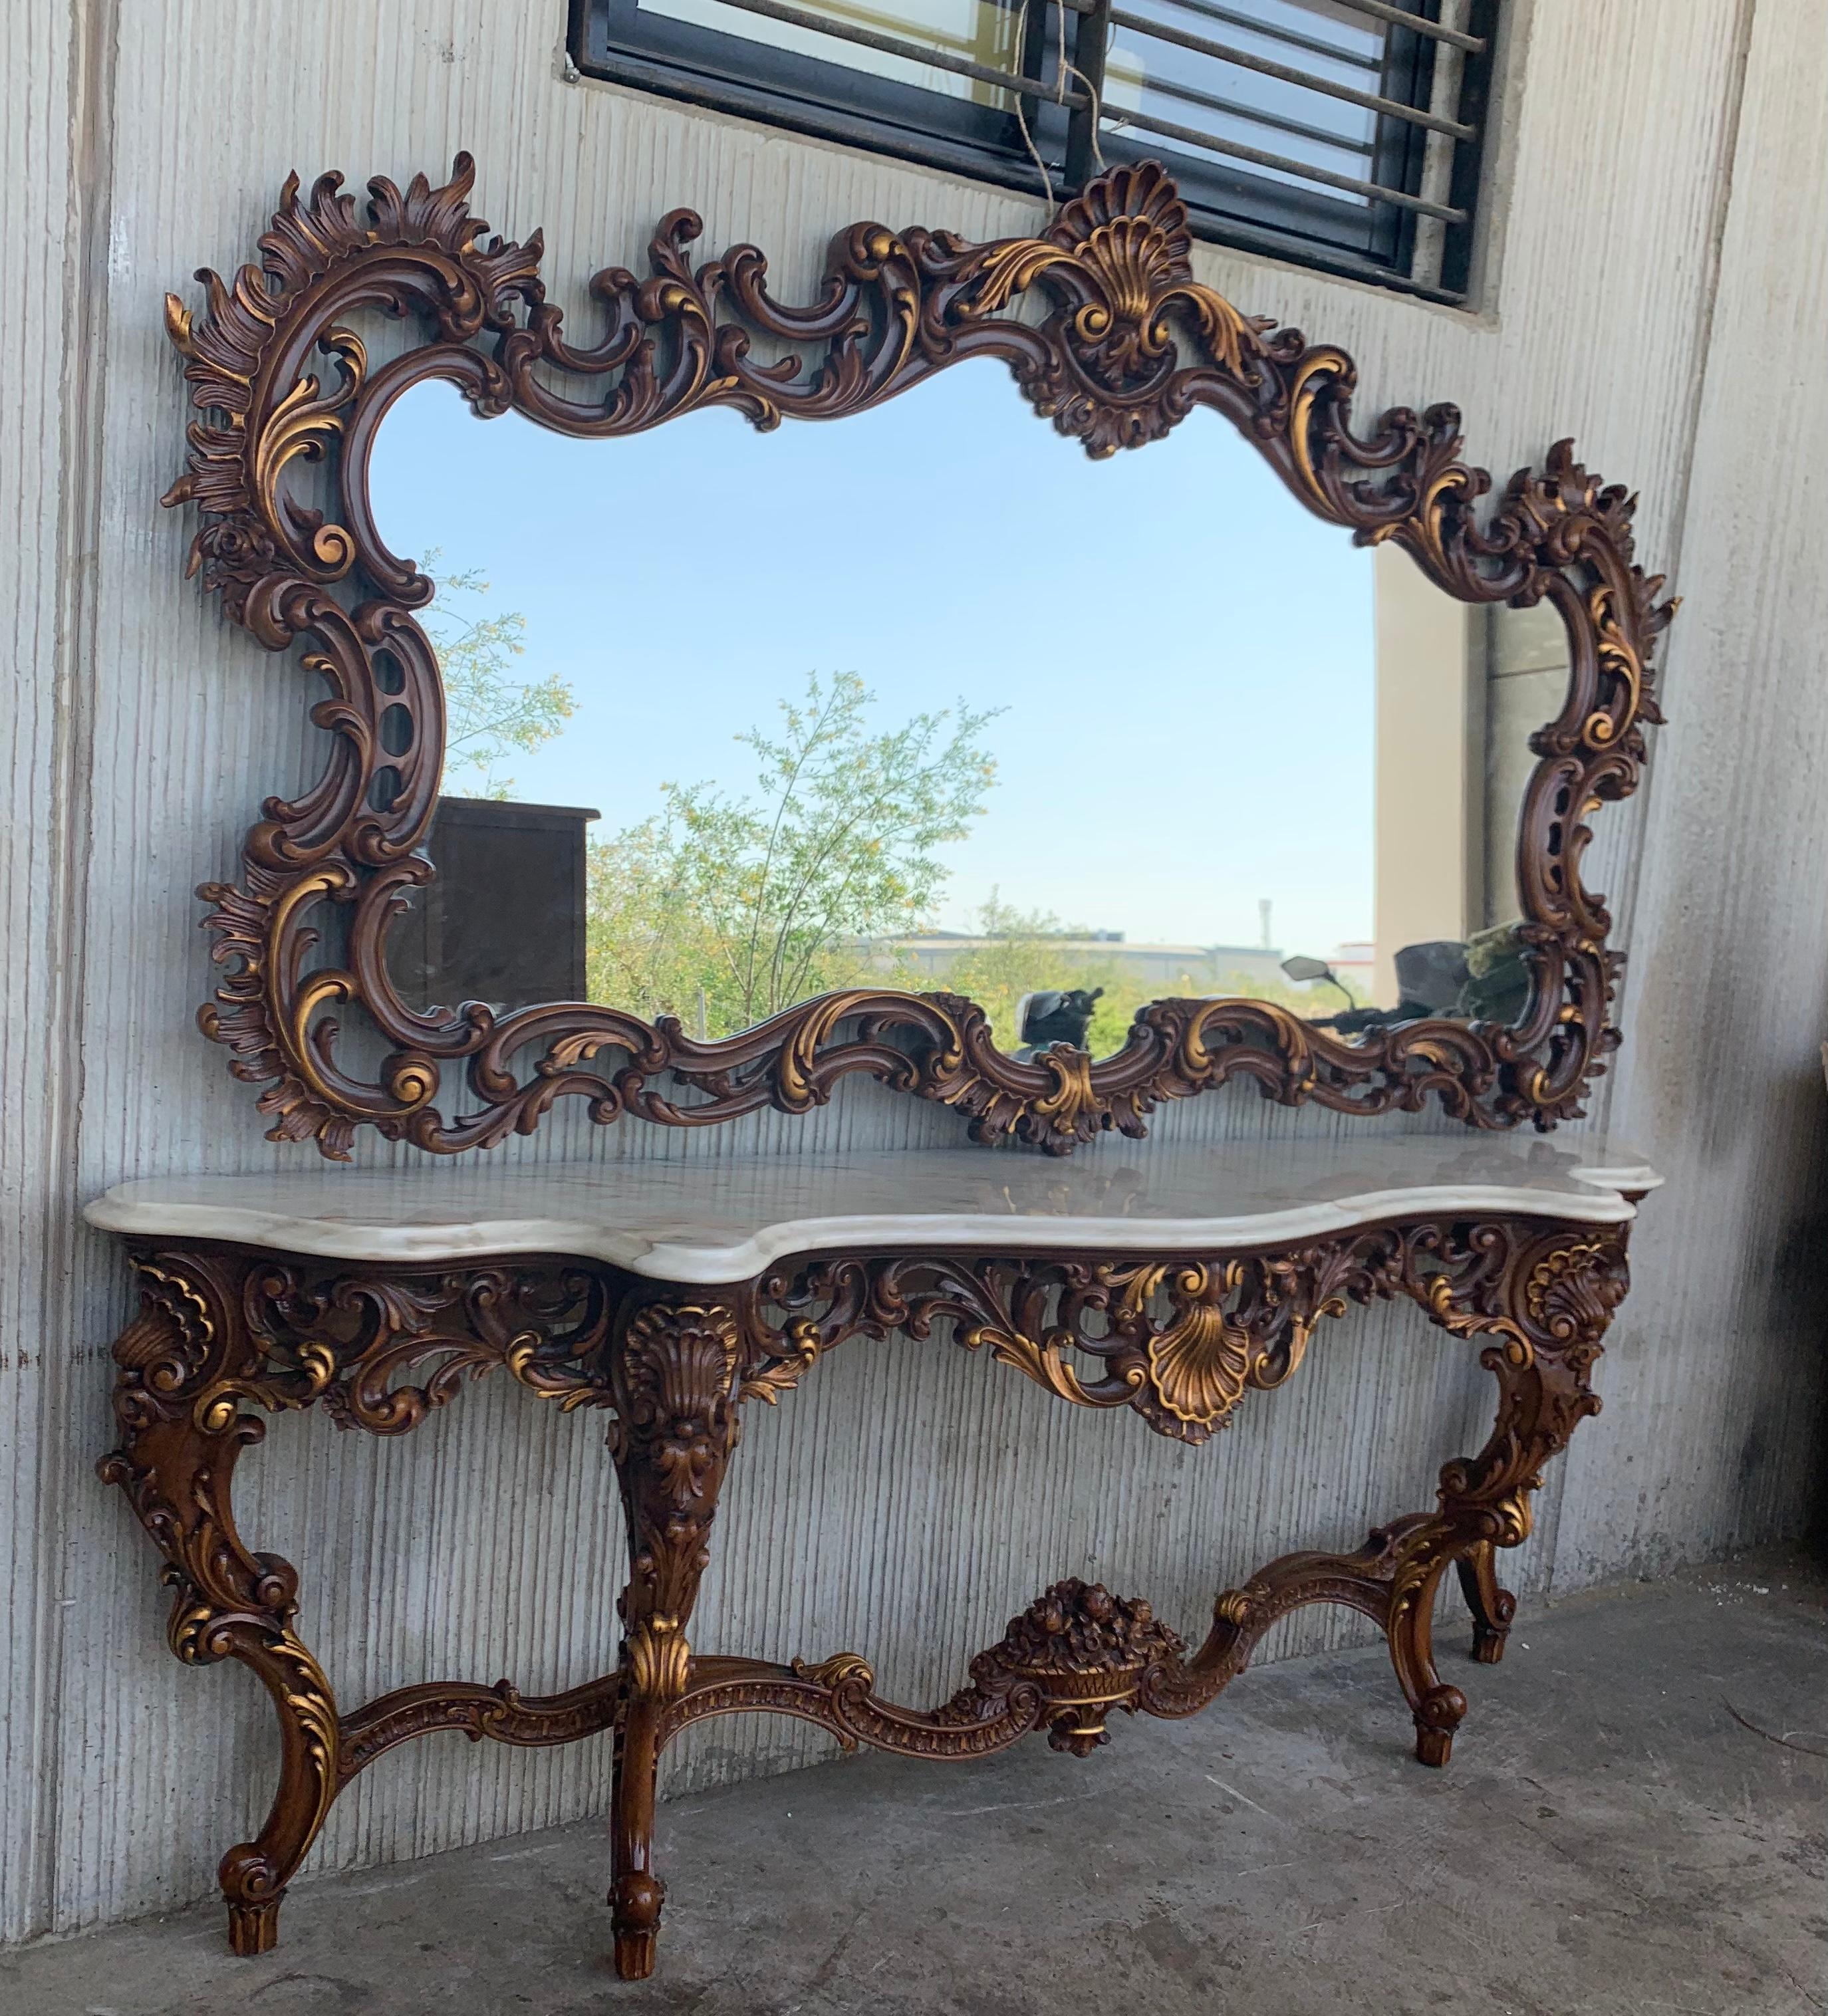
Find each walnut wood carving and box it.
[101,1214,1627,1974]
[161,155,1673,1160]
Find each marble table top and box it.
[86,1134,1660,1285]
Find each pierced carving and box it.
[161,154,1673,1161]
[243,1261,621,1433]
[737,1315,822,1405]
[100,1215,1630,1974]
[740,1235,1406,1443]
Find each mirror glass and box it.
[369,364,1537,1057]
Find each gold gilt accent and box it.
[249,332,366,574]
[1029,1047,1103,1140]
[1214,1588,1260,1628]
[962,162,1269,387]
[1120,1263,1252,1430]
[1523,1237,1616,1334]
[273,1630,341,1796]
[791,1650,876,1692]
[114,1263,215,1376]
[1422,1267,1534,1368]
[959,1313,1112,1410]
[626,1616,692,1703]
[98,1227,1632,1970]
[161,154,1672,1161]
[739,1318,823,1405]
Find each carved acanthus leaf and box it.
[162,156,1672,1162]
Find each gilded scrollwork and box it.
[741,1235,1408,1443]
[161,155,1673,1162]
[244,1260,620,1431]
[100,1213,1632,1973]
[98,1251,342,1955]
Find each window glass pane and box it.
[1105,0,1383,204]
[570,0,1491,301]
[639,0,1025,109]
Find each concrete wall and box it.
[1371,542,1478,1003]
[4,0,1824,1944]
[1483,599,1569,930]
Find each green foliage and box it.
[421,559,575,797]
[587,672,999,1034]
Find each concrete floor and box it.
[6,1555,1823,2016]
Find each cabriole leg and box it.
[98,1251,340,1955]
[1457,1540,1516,1664]
[1385,1529,1470,1767]
[1388,1226,1625,1766]
[604,1295,745,1980]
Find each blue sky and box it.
[370,362,1374,957]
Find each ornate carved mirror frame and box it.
[163,154,1672,1160]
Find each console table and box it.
[90,1133,1656,1978]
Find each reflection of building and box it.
[868,932,1289,993]
[1372,548,1561,1006]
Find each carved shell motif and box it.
[1523,1238,1629,1352]
[1053,162,1194,356]
[1119,1263,1252,1437]
[156,154,1671,1164]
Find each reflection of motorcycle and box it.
[1007,987,1104,1064]
[1283,925,1531,1036]
[1013,987,1103,1058]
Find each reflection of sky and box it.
[369,363,1374,957]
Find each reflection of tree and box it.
[940,897,1338,1055]
[586,672,998,1035]
[422,558,575,797]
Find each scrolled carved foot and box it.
[1412,1683,1468,1767]
[612,1871,665,1980]
[226,1898,281,1956]
[221,1842,288,1955]
[1456,1547,1516,1665]
[1470,1618,1511,1666]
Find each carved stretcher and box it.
[90,1134,1654,1978]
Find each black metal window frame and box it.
[567,0,1496,303]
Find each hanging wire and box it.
[1010,0,1055,205]
[1011,0,1106,201]
[1057,0,1106,170]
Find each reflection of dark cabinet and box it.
[390,797,598,1009]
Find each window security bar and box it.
[569,0,1498,302]
[698,0,1093,106]
[1099,97,1467,222]
[1105,5,1475,140]
[1330,0,1484,53]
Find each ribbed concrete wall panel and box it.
[5,0,1822,1944]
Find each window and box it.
[567,0,1498,301]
